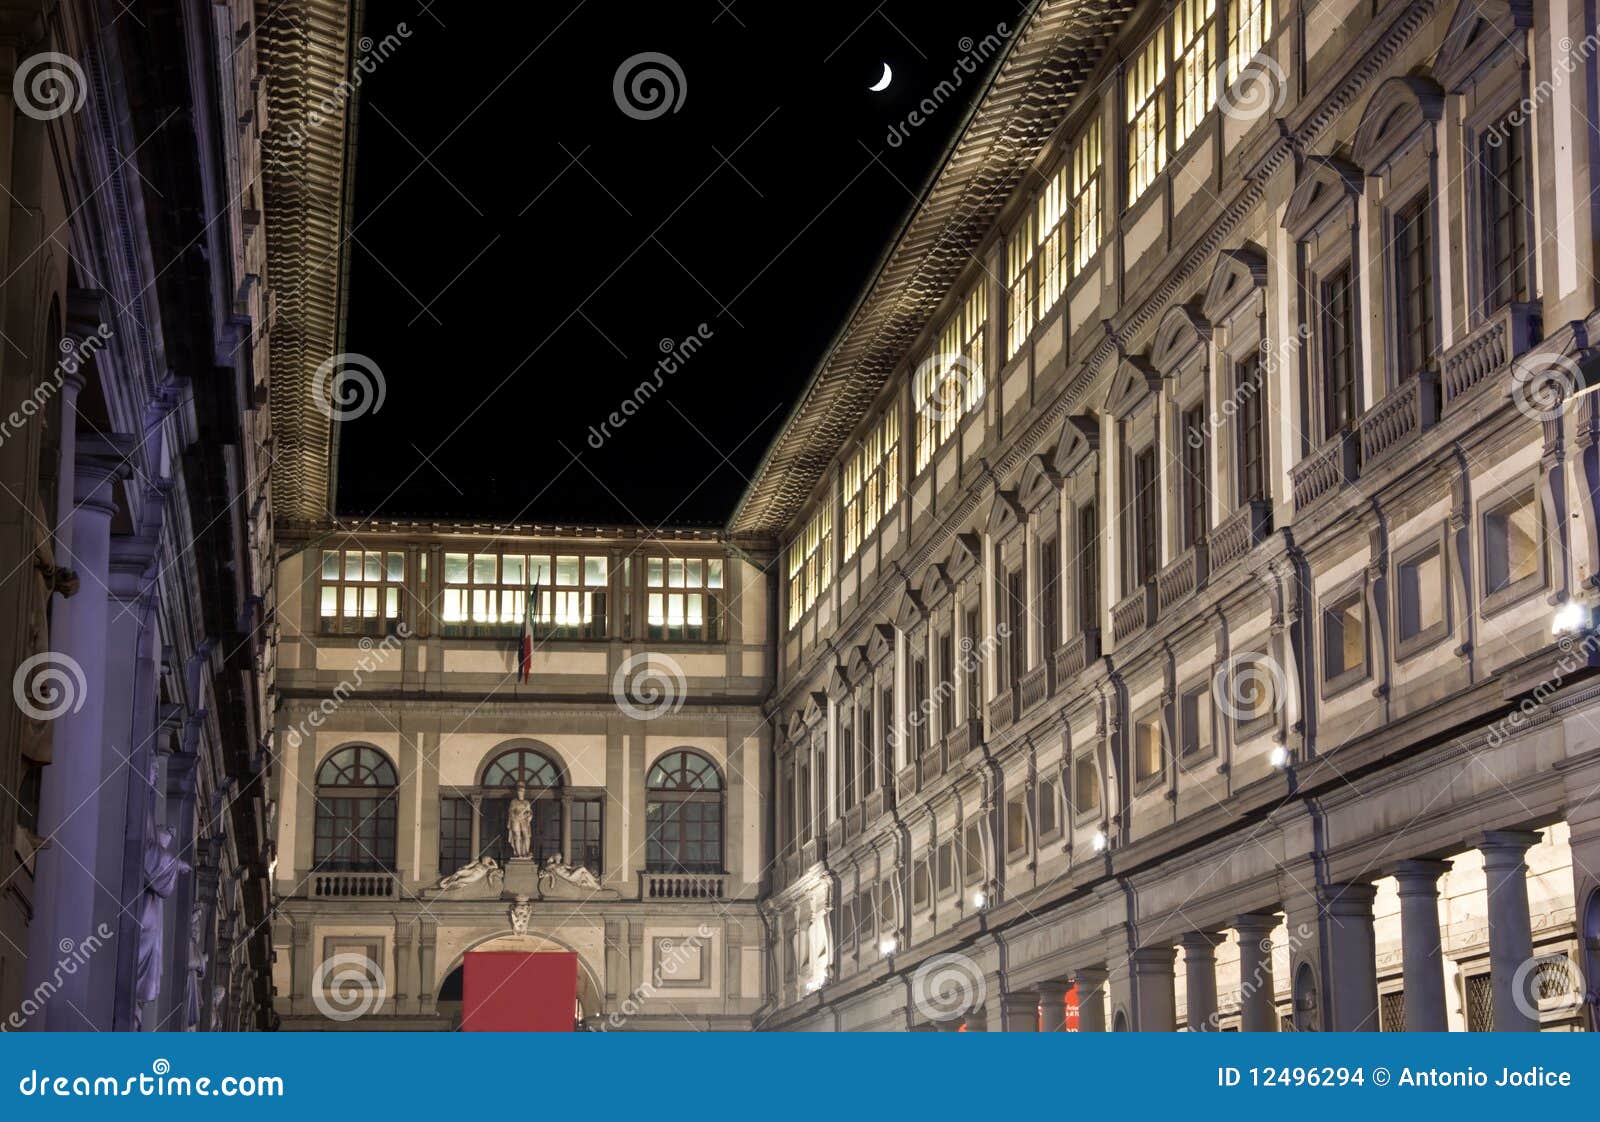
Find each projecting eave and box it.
[726,0,1133,540]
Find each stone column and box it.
[393,916,416,1015]
[290,922,313,1015]
[998,991,1039,1031]
[417,919,438,1015]
[1130,947,1177,1031]
[1320,882,1379,1031]
[1074,966,1108,1031]
[1233,914,1279,1032]
[1393,859,1451,1032]
[1038,981,1071,1031]
[1181,931,1226,1031]
[1480,830,1541,1031]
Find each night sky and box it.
[338,0,1022,525]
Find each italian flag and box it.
[518,582,539,684]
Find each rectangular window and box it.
[839,709,856,812]
[1483,113,1531,310]
[1037,777,1060,837]
[1173,0,1215,150]
[646,554,724,641]
[1181,406,1209,548]
[937,632,956,737]
[1323,592,1367,683]
[842,410,900,560]
[879,683,896,783]
[1484,491,1540,596]
[1236,356,1267,504]
[1131,446,1159,587]
[1135,713,1164,782]
[1394,194,1436,381]
[1071,116,1103,273]
[1227,0,1270,85]
[963,605,983,719]
[860,701,876,797]
[1006,794,1029,856]
[1073,753,1100,815]
[1398,547,1444,642]
[937,841,955,895]
[963,820,985,884]
[1007,209,1037,357]
[786,506,833,626]
[1320,265,1358,436]
[319,548,405,635]
[912,655,930,759]
[1181,686,1212,758]
[1039,535,1061,657]
[797,758,811,845]
[913,859,932,909]
[1126,31,1168,205]
[1006,568,1027,688]
[1078,502,1100,630]
[916,283,987,472]
[439,796,473,877]
[442,551,607,639]
[571,799,603,875]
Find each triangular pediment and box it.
[803,691,828,726]
[866,622,895,665]
[919,560,954,606]
[1104,354,1162,420]
[1149,302,1210,375]
[785,709,809,742]
[1201,244,1269,323]
[985,488,1026,540]
[828,664,851,702]
[1052,414,1100,479]
[1352,75,1444,174]
[1018,453,1062,512]
[946,533,983,582]
[1282,156,1363,241]
[846,644,872,684]
[894,584,927,630]
[1436,0,1531,92]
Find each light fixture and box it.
[1091,829,1108,853]
[805,977,824,994]
[1552,601,1589,635]
[1268,744,1290,769]
[971,889,987,910]
[879,936,898,957]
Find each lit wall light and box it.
[1091,829,1108,853]
[879,936,898,957]
[1552,601,1589,635]
[1268,744,1290,769]
[971,889,987,910]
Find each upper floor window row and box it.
[915,281,987,473]
[319,548,405,635]
[843,409,901,561]
[1008,115,1103,357]
[645,554,726,642]
[442,551,608,639]
[787,505,833,627]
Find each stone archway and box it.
[435,932,604,1028]
[1292,961,1319,1032]
[1111,1008,1128,1032]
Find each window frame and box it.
[1319,575,1371,699]
[1479,479,1546,616]
[1132,705,1166,790]
[1393,527,1452,660]
[318,547,407,637]
[1072,749,1101,821]
[644,553,727,643]
[1179,678,1215,761]
[645,749,725,874]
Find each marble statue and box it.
[509,894,534,936]
[434,855,500,892]
[507,783,533,859]
[543,854,601,890]
[183,905,207,1031]
[211,984,228,1032]
[135,766,190,1026]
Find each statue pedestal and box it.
[502,858,541,898]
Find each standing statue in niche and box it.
[183,905,207,1031]
[134,763,190,1026]
[507,783,534,859]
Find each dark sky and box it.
[339,0,1022,525]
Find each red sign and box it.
[462,951,577,1032]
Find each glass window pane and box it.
[708,559,723,588]
[502,555,525,585]
[442,589,465,622]
[445,553,469,584]
[529,555,551,584]
[668,593,685,627]
[362,586,379,618]
[668,558,685,588]
[502,590,524,623]
[322,551,340,579]
[648,592,665,627]
[556,555,580,585]
[647,558,664,587]
[473,554,497,584]
[687,593,704,626]
[685,559,702,587]
[585,556,608,586]
[386,552,404,581]
[363,552,381,581]
[385,587,398,619]
[345,552,362,580]
[343,587,358,618]
[472,589,492,621]
[320,586,337,617]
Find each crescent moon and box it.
[869,62,892,92]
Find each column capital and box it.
[1317,881,1378,916]
[1072,964,1108,986]
[1128,946,1177,971]
[1232,912,1279,939]
[1479,829,1542,862]
[1392,858,1452,894]
[1036,979,1072,1000]
[1180,930,1228,952]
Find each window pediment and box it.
[1282,156,1363,241]
[946,533,984,582]
[1352,75,1444,174]
[1149,301,1211,375]
[1018,453,1063,512]
[985,488,1026,540]
[786,708,809,742]
[895,583,928,630]
[1201,243,1269,324]
[920,560,954,607]
[1104,353,1163,420]
[846,644,872,685]
[1435,0,1532,92]
[803,691,828,727]
[1052,414,1100,479]
[866,622,896,665]
[828,664,852,702]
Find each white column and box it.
[1233,913,1279,1032]
[1181,931,1225,1031]
[1320,883,1380,1031]
[1393,859,1451,1032]
[1480,830,1541,1031]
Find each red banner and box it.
[462,951,577,1032]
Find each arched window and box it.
[477,745,565,866]
[481,747,562,790]
[314,746,398,871]
[645,750,722,873]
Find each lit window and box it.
[1037,777,1060,836]
[646,554,724,641]
[442,550,607,639]
[842,410,900,560]
[319,548,405,635]
[963,820,985,883]
[1126,31,1168,205]
[1173,0,1215,150]
[786,506,833,626]
[1323,593,1366,682]
[1484,492,1540,595]
[1037,163,1071,324]
[915,282,987,472]
[1070,116,1103,273]
[1006,794,1028,855]
[1227,0,1270,84]
[1006,209,1037,357]
[1181,685,1212,757]
[1135,713,1163,781]
[1073,753,1100,815]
